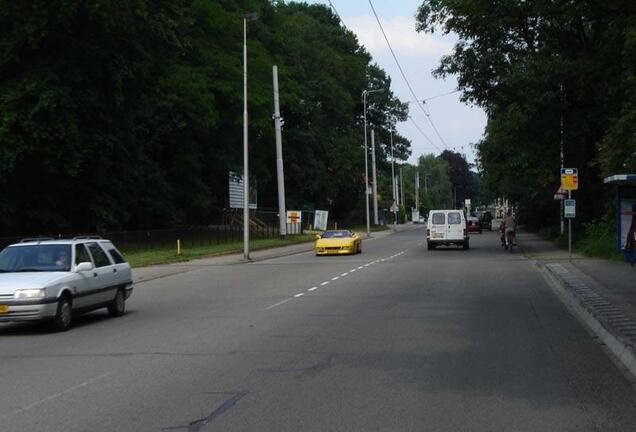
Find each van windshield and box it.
[448,212,462,224]
[432,213,445,225]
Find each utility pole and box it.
[272,65,286,238]
[390,131,396,207]
[415,171,419,210]
[560,83,565,235]
[242,16,250,260]
[400,166,405,210]
[371,129,379,225]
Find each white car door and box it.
[430,212,447,240]
[101,241,131,287]
[447,211,465,241]
[73,243,96,308]
[85,242,118,304]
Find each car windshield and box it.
[321,230,352,238]
[0,244,72,272]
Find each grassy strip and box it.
[123,234,315,268]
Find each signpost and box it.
[286,210,302,234]
[313,210,328,231]
[560,168,579,191]
[561,168,578,260]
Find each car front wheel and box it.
[53,296,72,332]
[108,288,126,317]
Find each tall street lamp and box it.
[242,12,258,260]
[362,89,383,237]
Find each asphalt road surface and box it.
[2,227,636,431]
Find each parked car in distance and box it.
[426,210,469,250]
[467,216,483,234]
[315,230,361,255]
[0,237,133,331]
[479,211,493,231]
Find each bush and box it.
[577,216,622,260]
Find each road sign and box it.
[286,210,302,234]
[313,210,328,231]
[561,168,579,191]
[564,199,576,218]
[390,201,399,213]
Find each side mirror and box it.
[315,234,321,240]
[75,262,94,273]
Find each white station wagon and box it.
[0,237,133,331]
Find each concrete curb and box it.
[538,262,636,378]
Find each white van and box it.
[426,210,469,250]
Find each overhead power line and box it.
[326,0,345,26]
[409,116,443,153]
[366,0,449,151]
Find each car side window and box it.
[86,243,112,268]
[107,247,126,264]
[432,213,445,225]
[448,212,462,224]
[75,244,90,265]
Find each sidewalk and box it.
[520,231,636,376]
[132,226,401,284]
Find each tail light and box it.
[463,228,467,236]
[426,229,430,237]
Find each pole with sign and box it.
[561,168,579,260]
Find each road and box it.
[2,227,636,431]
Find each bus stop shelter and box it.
[604,174,636,262]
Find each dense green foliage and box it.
[0,0,409,235]
[417,0,636,228]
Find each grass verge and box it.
[123,234,315,268]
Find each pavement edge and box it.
[537,261,636,378]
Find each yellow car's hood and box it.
[316,238,355,247]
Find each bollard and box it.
[177,239,181,255]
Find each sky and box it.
[304,0,487,164]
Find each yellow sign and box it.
[560,168,579,191]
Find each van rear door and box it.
[447,211,464,240]
[430,212,447,240]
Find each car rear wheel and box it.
[427,242,436,250]
[463,240,470,250]
[52,296,72,332]
[108,288,126,317]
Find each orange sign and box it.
[560,168,579,191]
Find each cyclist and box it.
[501,209,516,250]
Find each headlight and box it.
[14,289,46,300]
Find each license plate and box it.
[0,305,8,314]
[434,233,444,239]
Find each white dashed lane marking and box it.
[264,248,409,310]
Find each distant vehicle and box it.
[413,215,426,224]
[315,230,361,255]
[426,210,469,250]
[0,237,133,331]
[467,216,483,234]
[479,211,493,231]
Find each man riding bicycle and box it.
[500,209,516,250]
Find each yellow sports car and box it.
[314,230,361,255]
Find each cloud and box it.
[346,15,454,59]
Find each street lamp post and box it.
[362,89,383,237]
[242,12,258,260]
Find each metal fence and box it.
[0,223,283,252]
